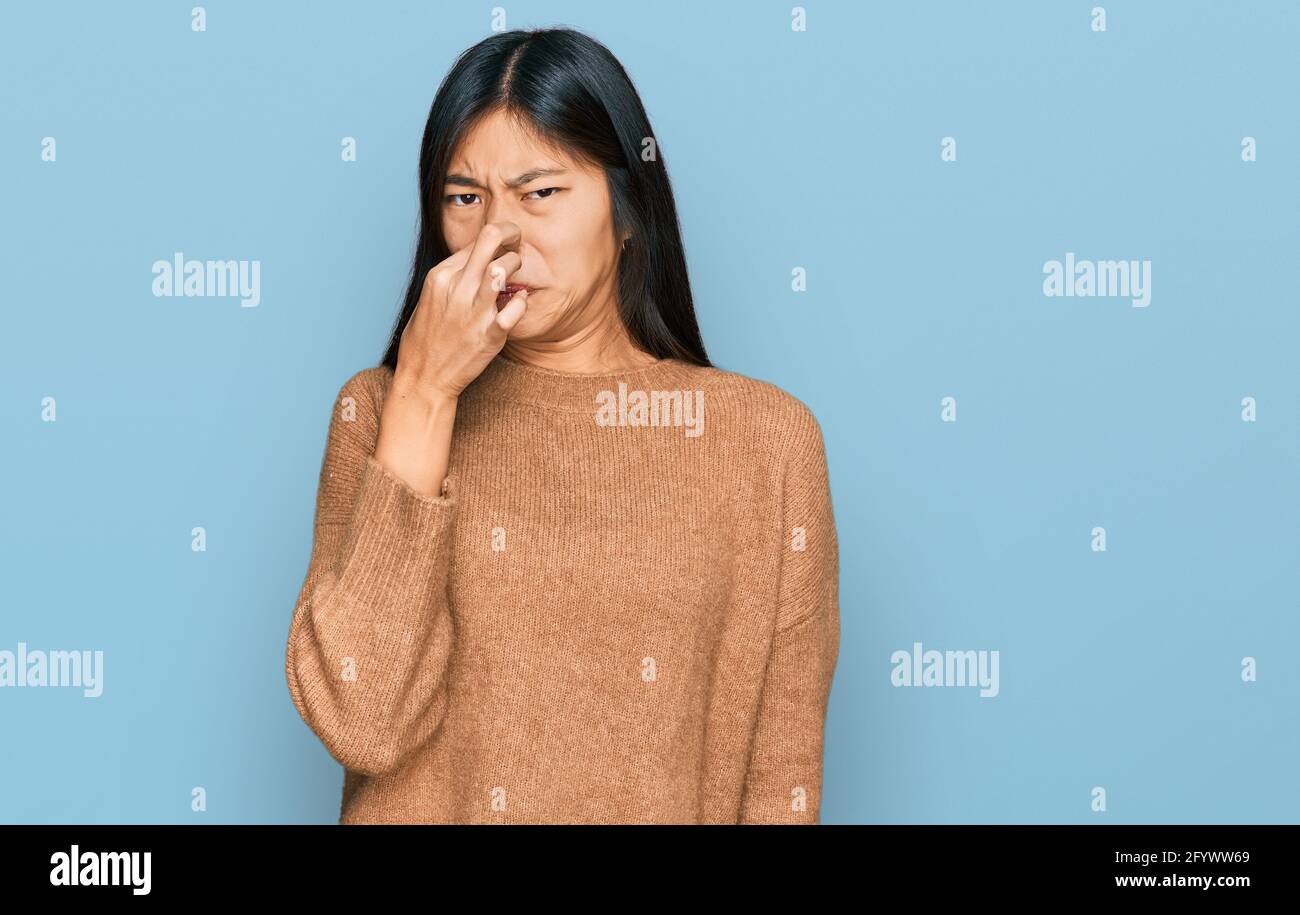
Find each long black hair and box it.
[380,27,711,371]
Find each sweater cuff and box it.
[333,454,457,594]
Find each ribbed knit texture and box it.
[285,352,840,824]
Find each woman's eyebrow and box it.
[445,167,568,190]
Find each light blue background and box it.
[2,0,1296,824]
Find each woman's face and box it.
[440,108,626,343]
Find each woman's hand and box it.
[373,221,529,498]
[394,220,530,403]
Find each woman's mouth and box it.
[496,284,533,307]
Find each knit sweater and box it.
[284,352,840,824]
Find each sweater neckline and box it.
[462,350,701,414]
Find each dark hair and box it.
[380,27,711,371]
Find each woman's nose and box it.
[484,190,520,227]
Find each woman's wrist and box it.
[374,372,458,499]
[390,370,460,415]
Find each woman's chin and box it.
[504,311,549,340]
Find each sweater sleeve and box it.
[284,368,458,778]
[739,405,841,824]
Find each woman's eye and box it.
[526,187,561,200]
[446,193,479,207]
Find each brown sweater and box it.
[284,352,840,824]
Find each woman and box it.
[285,26,840,824]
